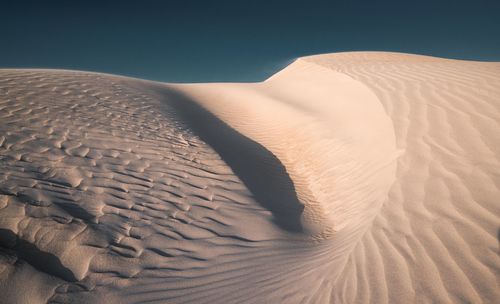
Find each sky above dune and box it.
[1,0,499,82]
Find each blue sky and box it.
[1,0,499,82]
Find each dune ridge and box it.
[0,52,499,303]
[166,59,399,239]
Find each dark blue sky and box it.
[1,0,499,82]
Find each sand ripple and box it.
[0,52,499,303]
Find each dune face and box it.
[0,52,499,303]
[167,60,399,239]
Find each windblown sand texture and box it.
[0,52,498,303]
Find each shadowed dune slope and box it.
[0,52,499,303]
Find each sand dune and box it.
[0,52,498,303]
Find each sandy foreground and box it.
[0,52,498,303]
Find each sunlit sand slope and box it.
[303,52,500,303]
[0,52,498,303]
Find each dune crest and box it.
[168,59,399,239]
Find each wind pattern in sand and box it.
[0,52,499,303]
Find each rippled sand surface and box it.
[0,52,498,303]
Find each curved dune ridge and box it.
[0,52,498,303]
[166,60,400,239]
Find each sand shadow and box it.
[0,228,77,282]
[53,200,95,222]
[497,227,500,255]
[153,87,305,233]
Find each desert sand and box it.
[0,52,498,303]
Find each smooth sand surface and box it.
[0,52,498,303]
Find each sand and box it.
[0,52,498,303]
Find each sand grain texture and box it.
[0,52,499,303]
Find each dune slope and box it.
[0,52,499,303]
[302,52,500,303]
